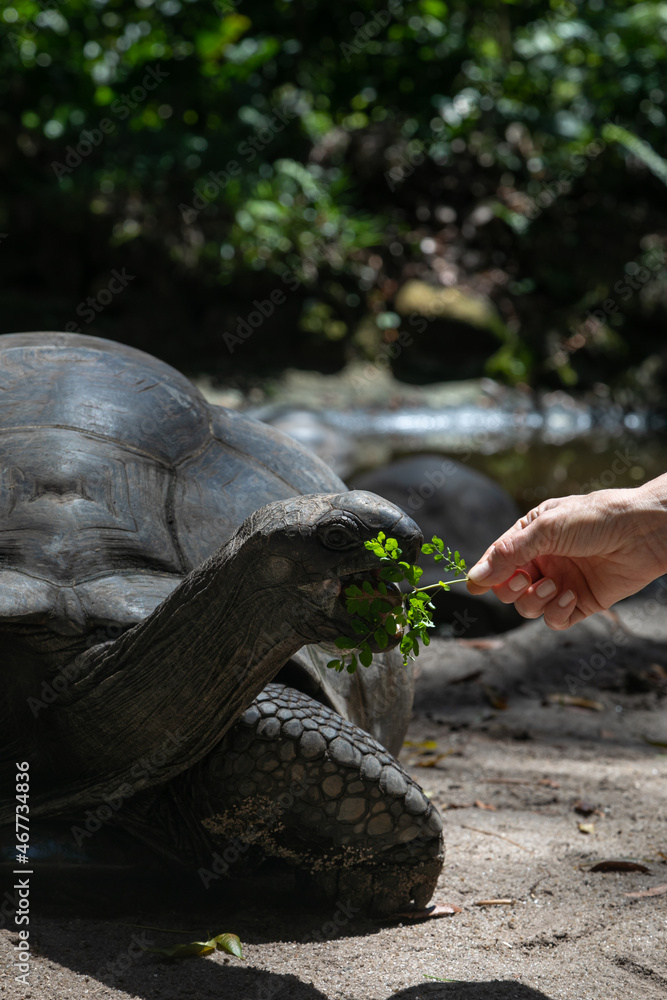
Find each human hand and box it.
[465,478,667,630]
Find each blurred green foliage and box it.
[0,0,666,387]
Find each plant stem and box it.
[417,578,470,592]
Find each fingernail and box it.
[558,589,575,608]
[468,559,491,582]
[536,579,557,599]
[509,573,530,593]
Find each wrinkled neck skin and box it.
[1,515,328,823]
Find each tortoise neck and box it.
[11,524,307,820]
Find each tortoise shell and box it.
[0,332,412,752]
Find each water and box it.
[253,393,667,510]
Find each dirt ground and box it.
[1,596,666,1000]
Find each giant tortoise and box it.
[0,332,443,913]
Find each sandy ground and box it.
[1,600,666,1000]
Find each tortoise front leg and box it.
[187,683,444,914]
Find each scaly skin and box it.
[188,683,444,914]
[1,493,422,826]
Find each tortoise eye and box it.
[319,520,360,550]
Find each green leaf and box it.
[370,598,392,614]
[146,933,243,961]
[334,637,357,650]
[327,658,341,671]
[380,566,403,582]
[334,530,467,670]
[400,633,415,654]
[384,614,397,635]
[215,934,243,959]
[374,627,389,649]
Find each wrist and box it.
[631,474,667,576]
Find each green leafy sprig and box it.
[327,534,468,674]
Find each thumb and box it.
[467,515,553,588]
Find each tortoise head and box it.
[237,491,422,647]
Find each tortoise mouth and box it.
[337,567,402,610]
[335,568,404,652]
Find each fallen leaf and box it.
[643,737,667,749]
[483,778,531,785]
[146,933,243,960]
[474,898,515,906]
[538,778,561,788]
[589,860,651,873]
[444,801,474,810]
[573,798,598,816]
[459,823,533,852]
[483,684,508,710]
[657,851,667,861]
[474,800,497,811]
[385,903,462,921]
[578,822,595,834]
[403,740,438,751]
[416,750,455,768]
[624,883,667,898]
[546,694,604,712]
[448,668,484,684]
[458,638,504,650]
